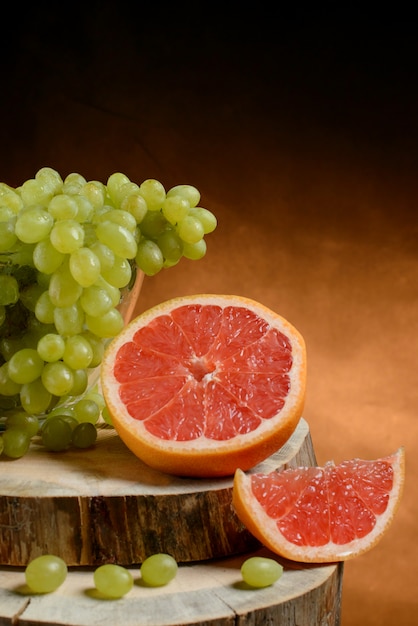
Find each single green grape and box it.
[63,335,93,370]
[182,239,207,260]
[140,553,178,587]
[177,215,204,244]
[41,361,74,396]
[73,398,100,424]
[93,563,134,598]
[53,302,85,336]
[135,239,164,276]
[48,194,78,220]
[72,421,97,448]
[0,275,19,306]
[138,178,166,211]
[240,556,283,588]
[167,184,200,208]
[37,333,66,362]
[50,219,85,254]
[25,554,68,593]
[157,229,183,263]
[69,247,101,287]
[7,348,44,385]
[20,378,53,414]
[15,206,54,243]
[85,308,124,338]
[41,416,73,451]
[161,195,190,225]
[1,428,31,458]
[80,284,113,317]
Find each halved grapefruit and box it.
[101,294,306,477]
[232,447,405,562]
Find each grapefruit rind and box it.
[101,294,307,477]
[232,447,405,563]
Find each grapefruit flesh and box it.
[232,447,405,562]
[101,294,306,477]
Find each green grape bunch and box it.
[0,167,217,458]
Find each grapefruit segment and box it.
[232,447,405,562]
[101,294,306,477]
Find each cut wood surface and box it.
[0,419,315,566]
[0,548,343,626]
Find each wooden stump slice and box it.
[0,418,315,567]
[0,549,343,626]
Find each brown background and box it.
[1,6,417,624]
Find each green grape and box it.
[19,179,54,209]
[140,553,178,587]
[106,172,131,205]
[0,188,23,213]
[25,554,68,593]
[1,428,31,458]
[101,405,114,425]
[139,210,168,239]
[0,219,18,251]
[120,191,148,223]
[161,195,190,225]
[88,241,114,272]
[6,412,40,437]
[41,416,73,451]
[73,398,100,424]
[80,332,104,367]
[41,361,74,396]
[73,194,94,222]
[53,302,85,336]
[63,335,93,370]
[112,182,140,208]
[0,275,19,305]
[80,285,113,317]
[64,172,87,187]
[167,184,200,208]
[94,276,121,307]
[83,390,105,411]
[189,207,217,233]
[15,206,54,243]
[93,563,133,598]
[20,378,52,414]
[50,219,84,254]
[101,255,132,288]
[80,181,106,209]
[95,208,137,233]
[138,179,166,211]
[8,348,44,385]
[0,363,22,396]
[69,368,88,396]
[34,291,56,324]
[240,556,283,588]
[35,166,64,196]
[157,229,183,263]
[49,262,83,307]
[37,333,66,362]
[48,194,78,220]
[69,247,101,287]
[182,238,207,260]
[177,215,205,244]
[95,221,137,259]
[135,239,164,276]
[59,413,79,431]
[86,308,124,338]
[19,283,45,312]
[72,421,97,448]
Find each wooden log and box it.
[0,549,343,626]
[0,419,315,567]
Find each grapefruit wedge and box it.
[232,447,405,563]
[101,294,306,477]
